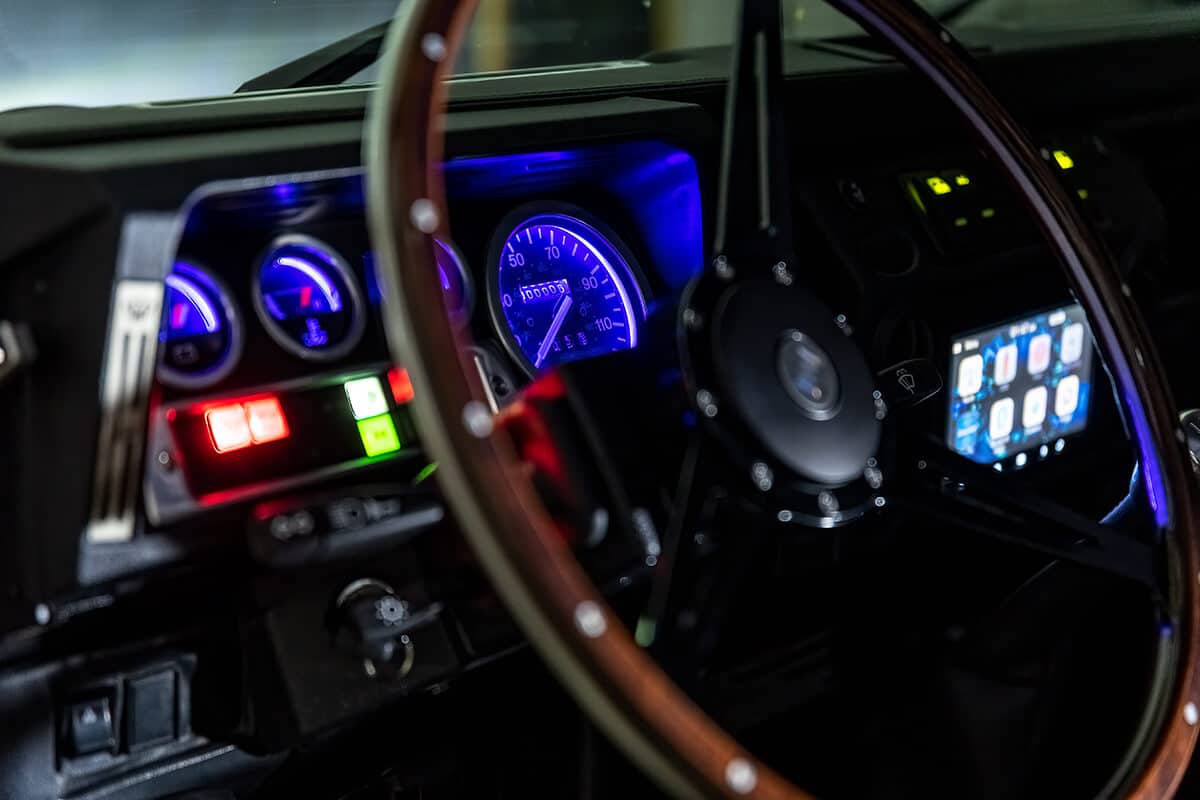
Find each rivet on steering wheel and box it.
[573,601,607,638]
[462,402,493,438]
[420,33,447,62]
[409,198,439,233]
[725,758,758,795]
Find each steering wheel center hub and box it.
[684,275,882,490]
[776,330,841,420]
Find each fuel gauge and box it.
[158,261,243,389]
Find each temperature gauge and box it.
[254,235,366,362]
[158,261,242,389]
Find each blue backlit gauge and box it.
[489,206,648,374]
[254,234,366,362]
[435,238,474,326]
[362,238,472,325]
[158,262,242,389]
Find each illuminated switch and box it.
[387,368,415,404]
[344,376,389,420]
[926,176,952,196]
[205,404,252,453]
[357,414,402,457]
[1052,149,1075,170]
[245,397,289,444]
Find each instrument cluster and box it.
[147,141,705,524]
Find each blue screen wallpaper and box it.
[946,304,1094,466]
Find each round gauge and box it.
[435,237,474,326]
[253,234,366,362]
[158,261,243,389]
[488,205,648,374]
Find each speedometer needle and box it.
[535,295,573,368]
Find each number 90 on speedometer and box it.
[489,206,648,374]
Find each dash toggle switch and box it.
[204,396,290,453]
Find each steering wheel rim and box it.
[365,1,1200,797]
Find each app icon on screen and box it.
[994,344,1018,386]
[989,397,1015,441]
[1061,323,1085,364]
[1028,333,1052,375]
[1055,375,1080,419]
[954,410,980,454]
[957,354,983,398]
[1023,385,1048,428]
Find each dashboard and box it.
[1,31,1197,800]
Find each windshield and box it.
[1,0,1195,112]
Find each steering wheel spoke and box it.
[713,0,797,279]
[508,353,765,674]
[895,446,1161,593]
[638,436,718,653]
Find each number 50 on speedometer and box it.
[488,204,649,375]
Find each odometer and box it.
[490,207,647,374]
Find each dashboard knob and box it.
[1181,410,1200,468]
[332,578,417,680]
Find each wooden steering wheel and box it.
[366,1,1200,796]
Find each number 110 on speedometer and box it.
[490,207,648,374]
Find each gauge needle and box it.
[535,295,573,368]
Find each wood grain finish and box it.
[365,1,1200,797]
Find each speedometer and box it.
[489,205,647,374]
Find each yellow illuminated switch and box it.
[1053,149,1075,170]
[954,174,971,186]
[344,376,388,421]
[357,414,402,457]
[926,176,952,196]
